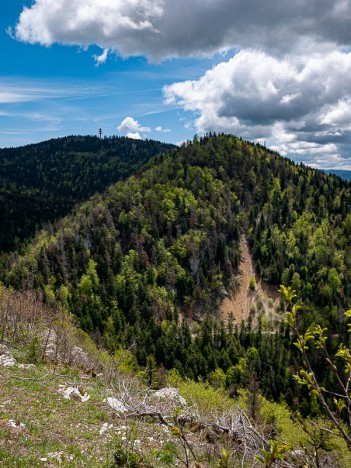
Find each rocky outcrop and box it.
[153,387,187,406]
[0,344,16,367]
[103,397,128,414]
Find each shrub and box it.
[249,276,256,290]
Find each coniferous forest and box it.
[1,133,351,418]
[0,136,173,252]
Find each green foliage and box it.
[112,441,147,467]
[176,378,234,416]
[218,447,234,468]
[249,275,256,290]
[255,440,291,467]
[0,135,173,252]
[25,336,42,364]
[156,441,177,465]
[5,135,242,334]
[282,287,351,449]
[7,133,350,333]
[208,368,226,388]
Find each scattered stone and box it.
[59,386,90,402]
[222,287,229,297]
[71,345,90,368]
[99,422,113,435]
[17,363,36,370]
[40,452,75,463]
[103,397,127,414]
[8,419,25,429]
[153,387,187,406]
[0,354,16,367]
[0,400,11,407]
[43,330,90,368]
[0,344,16,367]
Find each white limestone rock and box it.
[18,363,36,370]
[103,397,127,414]
[8,419,25,429]
[99,422,114,435]
[59,385,90,402]
[0,344,16,367]
[153,387,187,406]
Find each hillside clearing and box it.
[220,235,280,326]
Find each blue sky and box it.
[1,2,217,147]
[1,1,351,169]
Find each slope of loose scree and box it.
[220,235,280,325]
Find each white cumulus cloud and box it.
[155,126,170,133]
[117,116,151,133]
[13,0,351,61]
[164,50,351,168]
[11,0,351,168]
[126,132,143,140]
[93,48,109,66]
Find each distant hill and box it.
[325,169,351,181]
[0,136,174,251]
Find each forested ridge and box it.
[2,133,351,412]
[0,135,173,252]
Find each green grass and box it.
[0,357,216,467]
[0,362,118,466]
[2,346,351,467]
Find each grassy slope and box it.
[0,361,116,466]
[1,359,234,467]
[1,353,351,467]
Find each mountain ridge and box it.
[5,133,351,334]
[0,135,174,252]
[325,169,351,181]
[6,135,350,324]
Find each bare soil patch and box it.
[220,235,280,326]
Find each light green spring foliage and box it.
[243,389,351,466]
[167,370,234,416]
[255,440,291,467]
[280,285,351,462]
[249,275,256,290]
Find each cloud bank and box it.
[164,50,351,168]
[14,0,351,60]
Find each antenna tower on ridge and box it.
[99,128,102,139]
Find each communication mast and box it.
[99,128,102,139]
